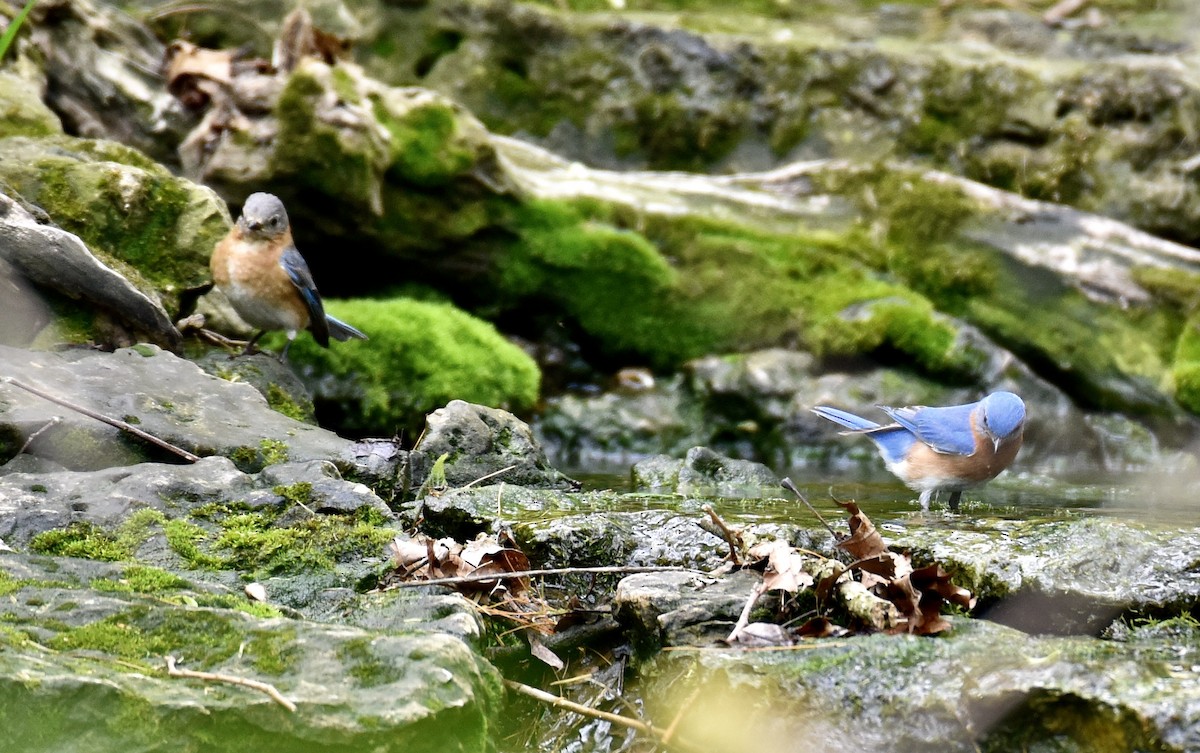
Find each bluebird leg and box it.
[947,491,962,512]
[918,490,932,511]
[236,330,265,358]
[278,333,296,363]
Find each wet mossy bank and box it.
[8,3,1200,439]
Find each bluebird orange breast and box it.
[211,232,309,333]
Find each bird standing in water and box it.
[210,192,366,361]
[811,391,1026,511]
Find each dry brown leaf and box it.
[796,617,848,639]
[163,41,234,110]
[912,563,976,611]
[528,635,564,669]
[390,537,427,569]
[833,499,888,559]
[748,540,815,593]
[729,622,793,647]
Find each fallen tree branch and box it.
[2,377,201,463]
[386,565,701,590]
[504,678,663,736]
[726,580,768,643]
[701,504,743,566]
[781,478,839,540]
[164,655,296,712]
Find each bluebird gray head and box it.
[978,391,1025,448]
[237,192,289,239]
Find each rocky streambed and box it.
[2,343,1199,752]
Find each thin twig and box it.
[165,655,296,712]
[780,478,838,539]
[661,684,702,745]
[701,504,742,566]
[2,377,201,463]
[504,679,665,736]
[461,463,519,489]
[18,416,62,454]
[386,565,701,590]
[726,580,768,643]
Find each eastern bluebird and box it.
[811,391,1026,511]
[210,192,366,360]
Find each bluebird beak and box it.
[992,437,1002,453]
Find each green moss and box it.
[163,519,226,570]
[277,297,539,435]
[271,64,388,208]
[340,635,405,687]
[375,97,480,186]
[259,438,289,466]
[0,571,20,597]
[265,383,314,423]
[30,522,130,561]
[1133,266,1200,312]
[246,628,299,675]
[273,482,314,508]
[229,439,290,472]
[162,503,394,579]
[49,607,248,669]
[0,136,227,308]
[91,566,190,595]
[29,510,166,563]
[0,72,62,138]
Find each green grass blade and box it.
[0,0,38,62]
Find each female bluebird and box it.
[811,391,1025,511]
[211,192,366,360]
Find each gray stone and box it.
[0,344,354,472]
[0,552,501,753]
[0,192,181,349]
[632,446,778,496]
[612,569,765,652]
[0,455,391,549]
[634,617,1200,752]
[415,400,578,490]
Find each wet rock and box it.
[0,455,390,549]
[534,375,706,464]
[612,569,763,652]
[892,516,1200,635]
[0,552,501,753]
[635,617,1200,752]
[20,0,194,166]
[0,71,61,139]
[413,484,592,540]
[0,344,353,472]
[0,191,181,350]
[415,400,578,491]
[632,447,778,496]
[0,134,230,322]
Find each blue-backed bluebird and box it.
[210,192,366,360]
[811,391,1025,511]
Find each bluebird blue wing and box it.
[879,403,977,455]
[279,245,330,347]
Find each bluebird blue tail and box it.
[328,315,366,342]
[811,392,1026,512]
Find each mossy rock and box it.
[0,72,61,139]
[498,199,991,379]
[0,134,229,316]
[277,297,540,435]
